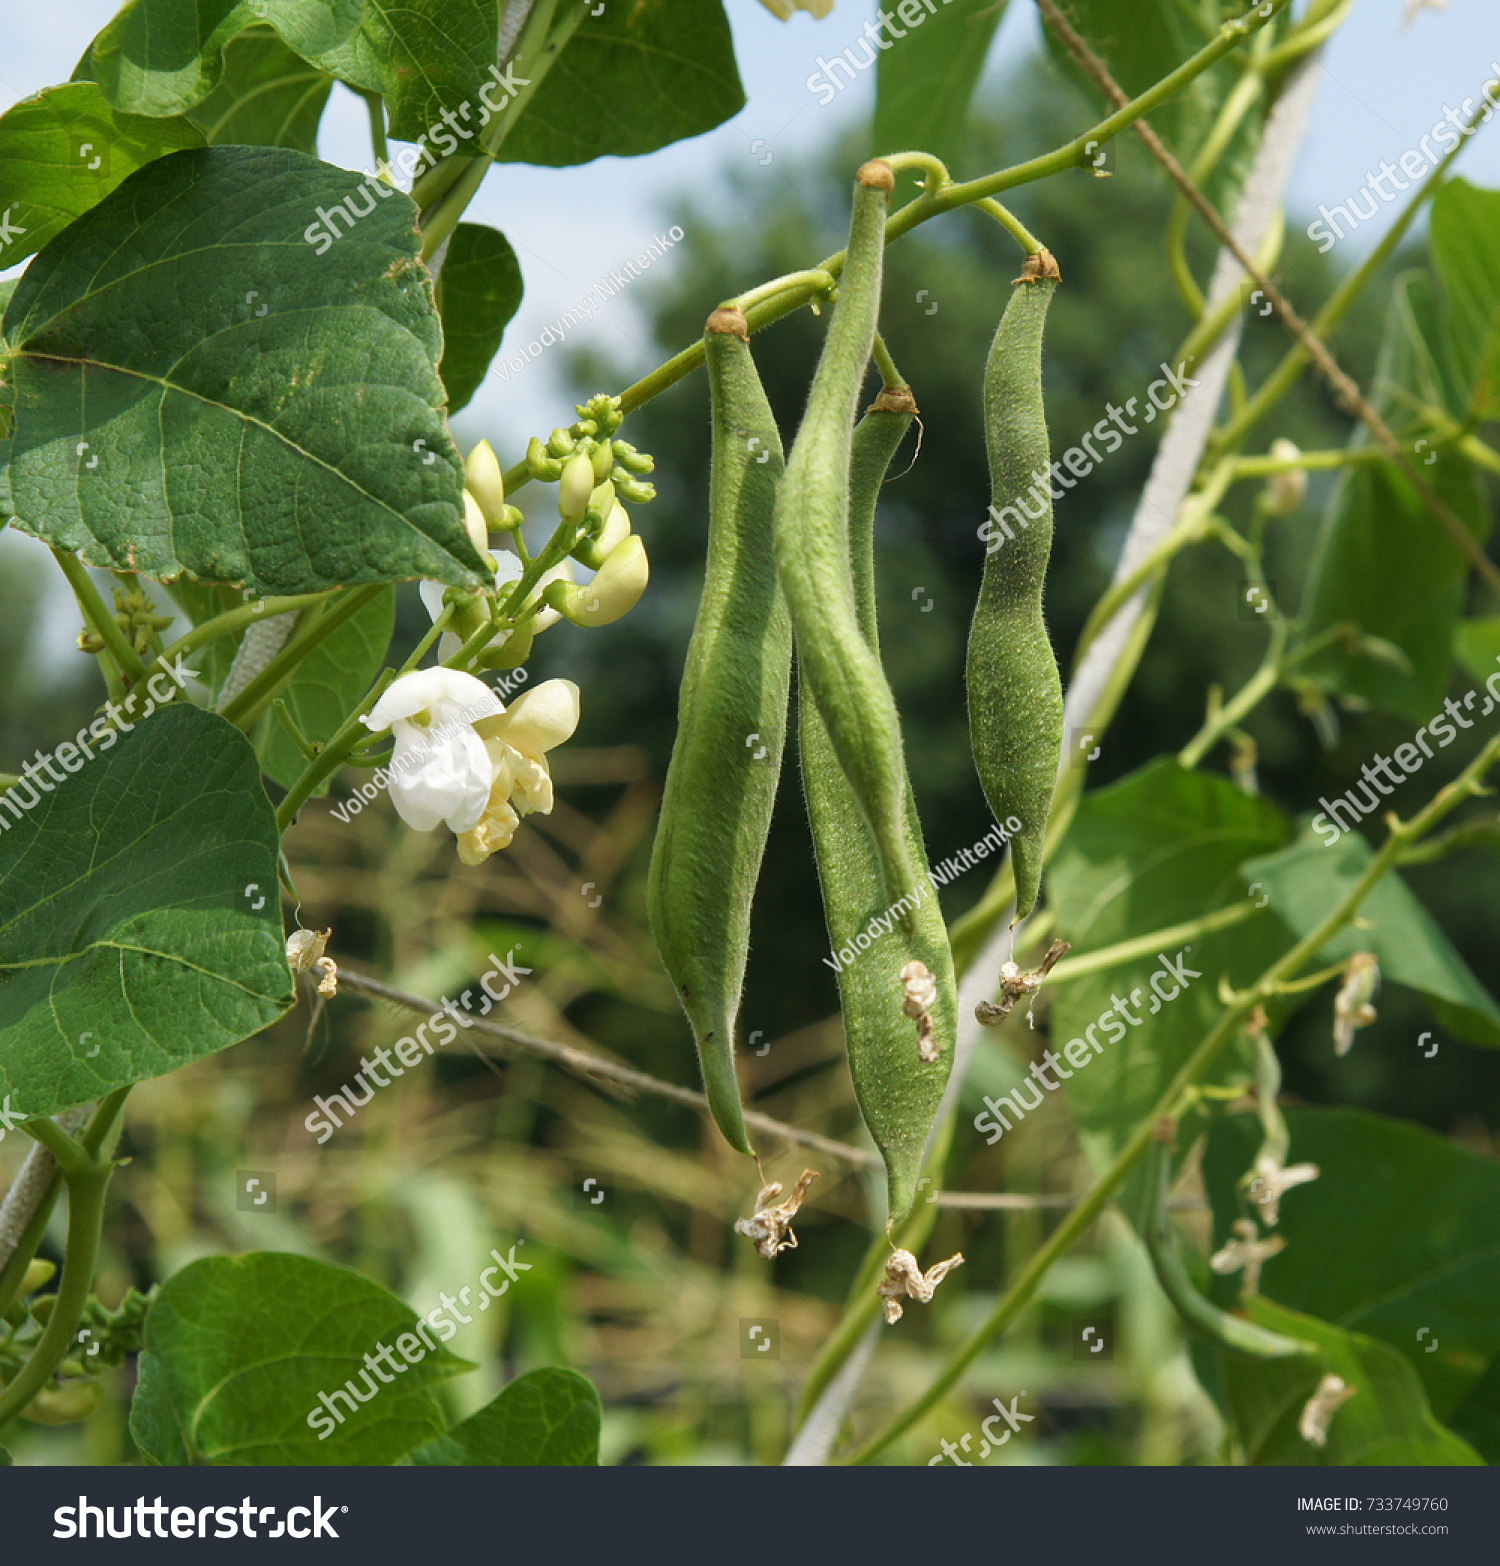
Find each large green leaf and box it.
[1218,1297,1482,1465]
[873,0,1006,175]
[499,0,744,167]
[0,83,204,273]
[1245,826,1500,1047]
[1042,760,1292,1163]
[0,146,488,598]
[88,0,364,121]
[0,705,292,1120]
[1298,272,1489,721]
[1429,177,1500,414]
[309,0,496,146]
[131,1252,470,1464]
[1204,1106,1500,1452]
[409,1368,600,1465]
[186,24,333,151]
[436,223,523,414]
[254,590,394,791]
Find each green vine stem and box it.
[495,0,1291,502]
[49,548,145,685]
[0,1089,128,1431]
[847,725,1500,1463]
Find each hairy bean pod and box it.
[967,249,1065,919]
[647,307,793,1157]
[802,384,955,1226]
[774,160,920,931]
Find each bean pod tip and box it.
[1016,247,1062,284]
[856,158,896,193]
[869,384,918,417]
[706,305,749,341]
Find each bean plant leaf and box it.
[1043,759,1292,1165]
[1204,1106,1500,1454]
[1297,272,1490,721]
[499,0,745,167]
[435,223,524,414]
[255,590,395,792]
[873,0,1007,176]
[307,0,497,146]
[0,82,204,273]
[1456,615,1500,684]
[0,705,292,1121]
[1429,177,1500,416]
[130,1252,471,1464]
[1244,825,1500,1048]
[86,0,365,121]
[1217,1297,1482,1465]
[186,24,334,152]
[408,1368,600,1465]
[0,146,489,598]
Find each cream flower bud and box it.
[759,0,833,16]
[1265,439,1307,515]
[597,501,631,557]
[465,439,507,523]
[546,534,648,627]
[558,453,595,520]
[462,490,492,560]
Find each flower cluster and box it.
[363,667,578,865]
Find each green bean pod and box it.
[802,384,955,1226]
[966,249,1065,919]
[647,307,793,1156]
[774,160,920,932]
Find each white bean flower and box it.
[363,668,502,835]
[459,678,581,864]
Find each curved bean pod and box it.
[647,307,793,1156]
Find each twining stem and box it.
[0,1089,128,1430]
[1177,618,1354,767]
[847,727,1500,1462]
[49,548,145,685]
[1046,900,1259,984]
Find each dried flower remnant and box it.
[901,959,940,1061]
[878,1247,965,1324]
[1332,952,1379,1056]
[286,927,337,996]
[1248,1153,1319,1226]
[734,1170,818,1258]
[1299,1374,1358,1448]
[974,939,1071,1028]
[1209,1218,1285,1297]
